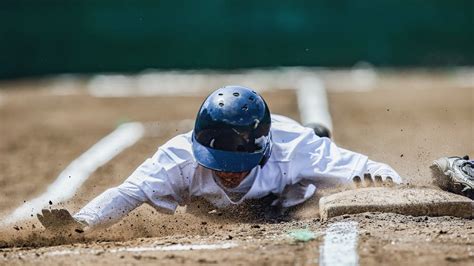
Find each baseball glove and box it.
[431,155,474,199]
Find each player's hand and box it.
[352,173,394,188]
[37,209,87,233]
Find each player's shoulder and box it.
[269,114,317,161]
[130,131,195,184]
[157,131,195,165]
[270,114,313,142]
[161,131,193,149]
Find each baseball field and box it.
[0,69,473,265]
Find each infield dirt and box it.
[0,71,473,265]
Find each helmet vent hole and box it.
[233,92,240,97]
[218,93,223,96]
[218,102,224,107]
[242,104,248,111]
[249,96,254,101]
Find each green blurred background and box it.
[1,0,473,79]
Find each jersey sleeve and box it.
[289,130,401,185]
[72,185,143,229]
[73,147,192,229]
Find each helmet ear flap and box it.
[258,134,272,167]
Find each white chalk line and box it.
[37,242,238,257]
[1,122,145,226]
[319,221,359,266]
[296,76,333,133]
[297,78,360,266]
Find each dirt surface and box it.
[0,71,473,265]
[327,79,473,185]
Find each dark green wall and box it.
[1,0,473,79]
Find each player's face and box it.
[214,171,250,188]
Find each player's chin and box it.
[218,178,241,188]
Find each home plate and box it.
[319,187,474,221]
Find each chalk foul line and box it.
[1,122,145,226]
[297,77,333,132]
[319,221,359,266]
[41,242,239,257]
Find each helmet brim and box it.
[192,134,264,172]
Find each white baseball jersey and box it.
[74,114,401,228]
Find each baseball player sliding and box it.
[38,85,404,232]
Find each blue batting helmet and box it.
[192,86,272,172]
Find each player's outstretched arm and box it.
[293,131,402,185]
[38,145,191,231]
[36,184,146,232]
[72,184,146,230]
